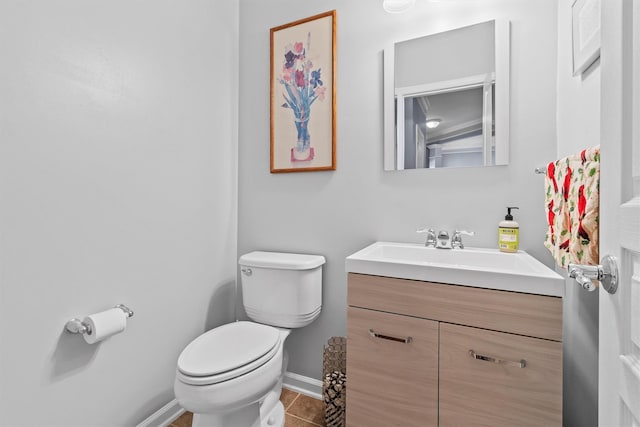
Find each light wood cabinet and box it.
[346,273,562,427]
[439,323,562,426]
[347,307,438,426]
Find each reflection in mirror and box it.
[383,20,510,170]
[400,79,493,169]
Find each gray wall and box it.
[0,1,238,425]
[239,0,559,380]
[556,0,600,425]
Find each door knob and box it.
[567,255,618,294]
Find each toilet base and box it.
[192,402,260,427]
[261,399,285,427]
[190,397,284,427]
[259,387,285,427]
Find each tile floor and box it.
[169,388,325,427]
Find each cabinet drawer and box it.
[348,273,562,341]
[346,307,438,427]
[439,323,562,427]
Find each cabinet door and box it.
[346,307,438,427]
[439,323,562,427]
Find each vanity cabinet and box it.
[346,273,562,427]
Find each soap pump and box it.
[498,206,520,253]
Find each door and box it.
[439,323,562,427]
[599,0,640,425]
[346,307,438,427]
[416,124,426,168]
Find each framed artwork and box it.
[270,10,336,173]
[572,0,601,76]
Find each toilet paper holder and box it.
[65,304,134,335]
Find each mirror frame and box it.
[383,19,511,171]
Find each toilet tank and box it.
[238,251,325,328]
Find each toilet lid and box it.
[177,321,280,378]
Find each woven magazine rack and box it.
[322,336,347,427]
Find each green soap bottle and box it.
[498,206,519,253]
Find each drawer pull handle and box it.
[468,349,526,368]
[369,329,413,344]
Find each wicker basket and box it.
[322,337,347,427]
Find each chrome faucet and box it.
[436,230,451,249]
[417,228,437,247]
[418,228,474,249]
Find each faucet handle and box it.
[417,228,437,247]
[451,230,475,249]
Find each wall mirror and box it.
[383,20,510,170]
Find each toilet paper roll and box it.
[82,308,127,344]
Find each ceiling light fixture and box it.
[383,0,416,14]
[426,118,442,129]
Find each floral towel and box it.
[544,146,600,267]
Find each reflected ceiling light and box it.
[426,118,442,129]
[383,0,416,13]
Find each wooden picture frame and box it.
[270,10,336,173]
[572,0,601,76]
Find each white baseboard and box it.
[283,371,323,400]
[137,371,322,427]
[136,399,185,427]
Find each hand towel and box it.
[544,146,600,267]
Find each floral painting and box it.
[270,11,336,173]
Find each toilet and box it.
[174,251,325,427]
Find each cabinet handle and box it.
[468,349,526,368]
[369,329,413,344]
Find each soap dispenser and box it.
[498,207,519,253]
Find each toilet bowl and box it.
[175,322,290,426]
[174,251,325,427]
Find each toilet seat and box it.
[177,321,281,386]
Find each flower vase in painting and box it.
[277,34,326,162]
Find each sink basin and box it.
[345,242,564,296]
